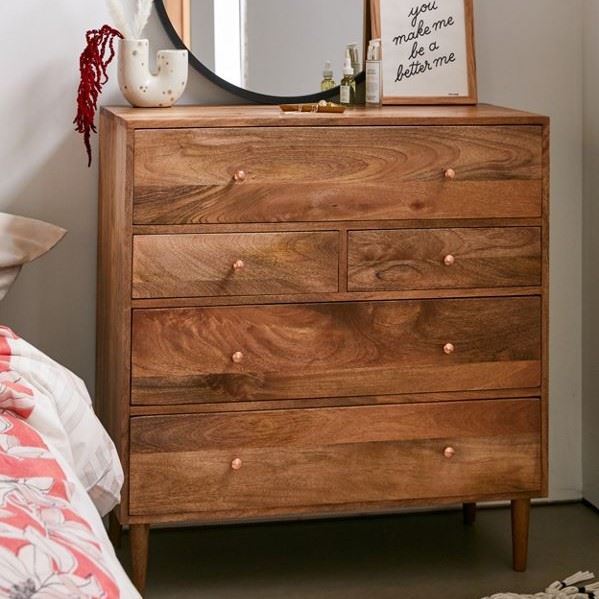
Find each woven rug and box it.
[482,572,598,598]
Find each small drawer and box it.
[129,399,542,517]
[131,297,541,405]
[348,227,542,292]
[133,126,543,225]
[132,231,339,298]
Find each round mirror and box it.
[156,0,367,103]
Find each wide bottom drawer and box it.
[129,399,542,518]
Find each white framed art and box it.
[371,0,477,104]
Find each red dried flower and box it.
[74,25,123,167]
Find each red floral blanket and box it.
[0,413,120,597]
[0,327,139,598]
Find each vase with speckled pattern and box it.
[118,39,188,108]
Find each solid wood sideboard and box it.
[97,104,549,593]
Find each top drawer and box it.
[133,126,543,225]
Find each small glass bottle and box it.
[340,54,356,106]
[321,61,336,92]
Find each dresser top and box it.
[102,103,548,129]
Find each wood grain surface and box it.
[96,111,133,521]
[102,104,548,130]
[129,399,541,516]
[132,218,544,236]
[131,297,541,405]
[511,499,531,572]
[133,231,339,298]
[128,388,541,416]
[130,287,544,311]
[97,105,549,576]
[539,121,550,498]
[133,126,543,224]
[129,524,149,592]
[348,227,541,291]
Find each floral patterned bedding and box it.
[0,327,140,598]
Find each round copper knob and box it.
[231,458,243,470]
[443,343,455,355]
[233,169,247,182]
[232,259,245,271]
[443,447,456,459]
[232,351,244,364]
[444,168,456,179]
[443,254,455,267]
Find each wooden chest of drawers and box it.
[97,104,549,593]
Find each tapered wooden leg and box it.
[463,502,476,525]
[130,524,150,593]
[108,511,122,549]
[511,499,530,572]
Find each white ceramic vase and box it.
[118,39,188,108]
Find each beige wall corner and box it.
[583,0,599,509]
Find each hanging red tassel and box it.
[74,25,123,167]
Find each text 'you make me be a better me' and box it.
[393,1,459,84]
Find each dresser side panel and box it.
[97,110,133,522]
[541,120,551,497]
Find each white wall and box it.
[476,1,584,501]
[582,0,599,508]
[0,0,585,501]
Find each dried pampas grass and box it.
[106,0,133,39]
[106,0,152,40]
[132,0,153,39]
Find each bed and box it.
[0,326,140,597]
[0,212,139,597]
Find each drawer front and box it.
[131,297,541,405]
[348,227,542,292]
[129,399,542,517]
[132,232,339,298]
[133,126,543,225]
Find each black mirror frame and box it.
[155,0,365,105]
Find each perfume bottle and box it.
[340,52,356,106]
[321,61,336,92]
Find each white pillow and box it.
[0,212,66,300]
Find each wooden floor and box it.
[116,503,599,599]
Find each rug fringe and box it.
[482,571,597,599]
[548,571,597,591]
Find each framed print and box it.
[371,0,477,104]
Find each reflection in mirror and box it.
[164,0,366,99]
